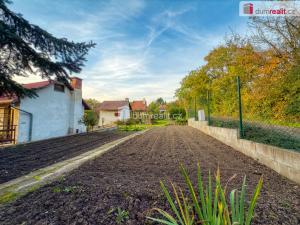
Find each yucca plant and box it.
[147,163,263,225]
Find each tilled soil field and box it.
[0,126,299,225]
[0,129,132,184]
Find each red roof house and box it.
[131,100,147,112]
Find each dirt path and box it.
[0,126,299,225]
[0,129,132,184]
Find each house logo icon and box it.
[243,3,253,14]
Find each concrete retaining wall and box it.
[188,119,300,184]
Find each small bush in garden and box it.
[175,118,188,125]
[52,187,61,193]
[147,163,263,225]
[125,118,139,125]
[80,110,98,131]
[116,120,126,126]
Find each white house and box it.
[0,77,90,144]
[97,99,131,127]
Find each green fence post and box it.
[207,89,211,125]
[237,76,244,138]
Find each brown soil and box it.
[0,129,132,184]
[0,126,299,225]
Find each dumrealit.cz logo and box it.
[240,1,300,16]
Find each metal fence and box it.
[188,76,300,151]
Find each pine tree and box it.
[0,0,95,97]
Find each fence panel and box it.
[189,76,300,151]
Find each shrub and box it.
[175,118,188,125]
[148,164,263,225]
[116,120,126,126]
[80,110,98,131]
[169,106,186,120]
[125,118,139,125]
[116,118,140,126]
[118,125,145,132]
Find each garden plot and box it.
[0,126,299,225]
[0,129,133,184]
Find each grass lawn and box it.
[118,120,170,131]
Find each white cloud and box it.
[83,54,146,80]
[44,0,145,42]
[14,74,44,84]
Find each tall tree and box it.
[156,97,166,105]
[84,98,100,111]
[147,101,160,115]
[0,0,95,97]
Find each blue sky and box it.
[11,0,248,102]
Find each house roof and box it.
[98,100,129,111]
[23,80,52,89]
[23,80,74,91]
[131,100,147,111]
[0,81,52,104]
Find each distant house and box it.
[97,99,131,127]
[0,77,90,144]
[131,99,147,119]
[159,104,167,113]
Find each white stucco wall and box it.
[69,89,86,133]
[98,105,130,127]
[17,83,86,143]
[118,106,130,121]
[98,110,118,126]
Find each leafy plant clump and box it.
[80,110,98,132]
[108,207,129,224]
[175,118,188,125]
[118,125,145,132]
[148,164,263,225]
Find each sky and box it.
[10,0,248,102]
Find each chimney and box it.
[70,77,82,90]
[125,98,129,102]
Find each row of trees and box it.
[147,98,186,119]
[176,17,300,125]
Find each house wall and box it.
[98,110,118,126]
[18,84,85,143]
[69,89,86,133]
[118,106,130,121]
[98,106,130,127]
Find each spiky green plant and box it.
[115,207,129,224]
[147,163,263,225]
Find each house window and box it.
[114,112,119,117]
[54,84,65,92]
